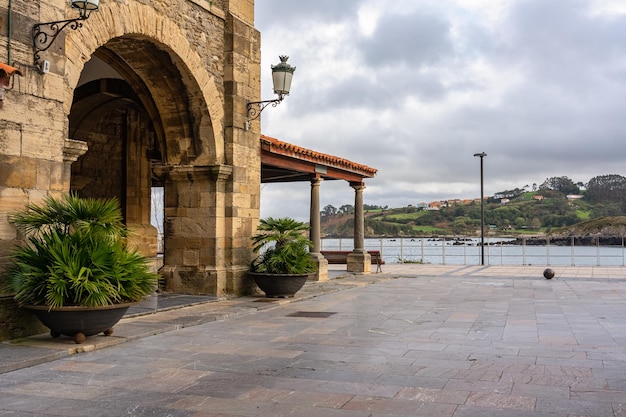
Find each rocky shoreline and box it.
[501,235,626,246]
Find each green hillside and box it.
[321,174,626,237]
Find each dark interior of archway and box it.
[69,78,163,213]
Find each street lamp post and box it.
[473,152,487,265]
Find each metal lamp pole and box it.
[473,152,487,265]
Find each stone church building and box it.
[0,0,376,340]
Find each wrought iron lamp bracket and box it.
[246,95,285,122]
[33,9,94,71]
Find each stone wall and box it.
[0,0,262,340]
[0,296,47,341]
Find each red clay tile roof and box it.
[0,63,23,77]
[260,134,377,178]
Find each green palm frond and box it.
[5,194,158,308]
[251,217,316,274]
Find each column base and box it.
[309,253,329,282]
[347,251,371,274]
[160,265,218,295]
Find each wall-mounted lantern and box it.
[32,0,100,72]
[0,63,23,108]
[245,55,296,130]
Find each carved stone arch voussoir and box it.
[63,1,225,165]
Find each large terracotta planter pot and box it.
[25,303,134,344]
[248,272,312,298]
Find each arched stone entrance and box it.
[61,6,260,294]
[69,32,222,263]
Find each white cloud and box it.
[356,3,380,37]
[256,0,626,220]
[589,0,626,16]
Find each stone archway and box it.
[62,1,226,166]
[68,30,217,261]
[59,2,262,296]
[66,33,230,294]
[70,37,220,167]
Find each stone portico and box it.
[0,0,377,341]
[260,135,377,279]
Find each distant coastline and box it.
[508,235,626,246]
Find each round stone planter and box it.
[248,272,312,298]
[25,303,134,344]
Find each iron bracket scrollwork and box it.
[33,13,91,71]
[246,96,285,122]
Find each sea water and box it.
[320,237,626,266]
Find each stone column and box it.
[220,11,262,296]
[347,181,371,273]
[125,109,158,258]
[154,164,233,296]
[309,175,328,281]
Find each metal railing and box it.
[320,236,626,266]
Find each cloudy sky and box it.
[254,0,626,221]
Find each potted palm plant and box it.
[5,194,159,343]
[249,217,317,298]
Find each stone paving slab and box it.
[0,272,391,374]
[0,344,67,375]
[1,266,626,416]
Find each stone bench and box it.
[320,250,384,273]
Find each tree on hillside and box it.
[539,176,580,195]
[585,174,626,203]
[338,204,354,214]
[321,204,337,217]
[494,187,525,199]
[590,202,623,218]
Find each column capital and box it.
[310,175,323,186]
[63,138,88,163]
[350,181,366,191]
[153,164,233,183]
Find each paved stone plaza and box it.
[1,265,626,416]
